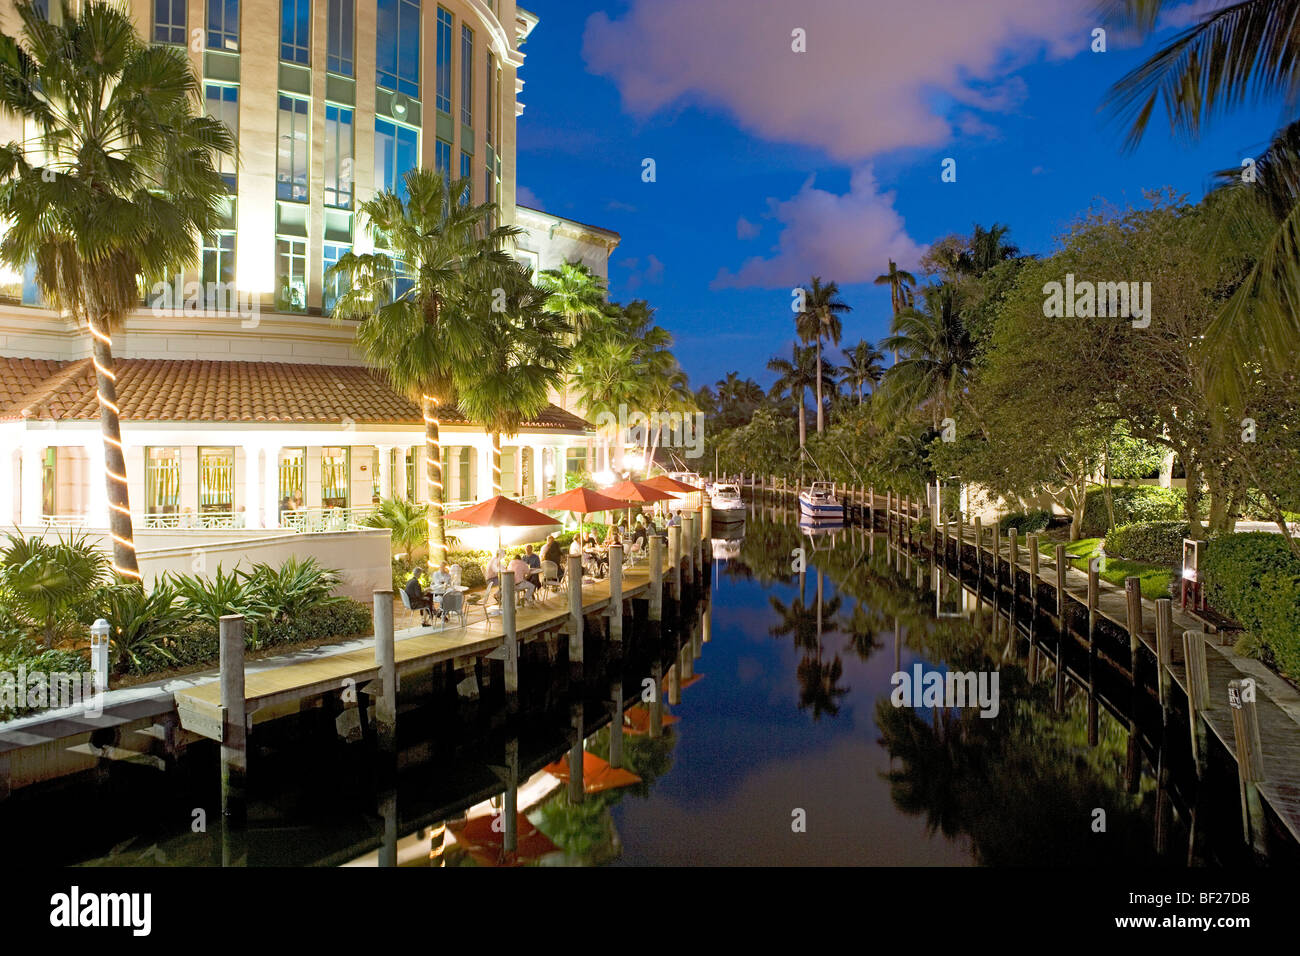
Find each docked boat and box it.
[709,482,746,519]
[798,481,843,520]
[666,471,703,511]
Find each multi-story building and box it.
[0,0,619,534]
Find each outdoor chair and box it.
[449,564,462,587]
[398,587,434,627]
[439,589,466,628]
[540,560,562,599]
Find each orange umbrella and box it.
[447,812,559,867]
[543,750,643,793]
[534,487,628,513]
[444,495,558,553]
[621,704,679,735]
[642,474,701,494]
[601,479,676,503]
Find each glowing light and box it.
[594,470,615,486]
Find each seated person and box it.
[603,523,622,547]
[404,569,437,625]
[523,544,542,573]
[429,563,452,593]
[507,553,538,602]
[541,534,565,581]
[632,518,648,550]
[582,533,607,576]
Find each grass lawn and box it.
[1037,537,1174,600]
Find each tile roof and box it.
[0,356,592,431]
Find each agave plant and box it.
[94,581,189,675]
[168,565,273,643]
[0,531,109,648]
[242,556,343,624]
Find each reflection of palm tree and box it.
[772,565,849,720]
[797,654,848,720]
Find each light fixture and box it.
[391,94,409,119]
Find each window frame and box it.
[276,94,311,203]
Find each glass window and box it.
[41,447,55,517]
[281,0,310,64]
[205,83,238,192]
[277,94,310,202]
[208,0,239,51]
[322,447,350,508]
[405,449,415,502]
[435,139,451,177]
[460,24,473,127]
[435,6,452,114]
[485,51,494,146]
[145,447,182,516]
[374,117,418,201]
[459,150,471,204]
[327,0,353,76]
[154,0,186,44]
[32,0,49,19]
[277,237,307,311]
[324,104,353,209]
[202,231,236,289]
[377,0,420,98]
[199,447,235,513]
[279,449,305,512]
[323,242,350,313]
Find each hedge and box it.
[998,509,1051,534]
[1202,533,1300,678]
[1103,521,1189,566]
[1079,486,1185,537]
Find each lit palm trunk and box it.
[423,394,446,567]
[90,319,140,580]
[492,433,502,495]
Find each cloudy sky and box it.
[517,0,1281,390]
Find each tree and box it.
[767,343,822,449]
[878,283,980,429]
[329,167,518,564]
[795,276,851,434]
[874,258,917,361]
[961,223,1019,276]
[362,497,430,561]
[572,332,639,475]
[0,2,236,580]
[841,339,886,404]
[538,260,608,410]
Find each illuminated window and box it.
[322,447,351,508]
[435,6,452,114]
[461,25,473,127]
[374,117,418,201]
[435,139,451,177]
[377,0,420,97]
[145,447,181,516]
[205,83,238,192]
[276,237,307,312]
[208,0,239,51]
[199,447,235,514]
[281,0,310,64]
[324,104,354,209]
[323,242,350,314]
[277,94,310,202]
[327,0,353,75]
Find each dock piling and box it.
[567,555,583,672]
[1155,599,1172,709]
[568,701,585,804]
[501,571,519,708]
[1228,679,1268,856]
[373,590,397,754]
[668,525,681,600]
[609,681,624,769]
[649,534,663,621]
[608,545,623,641]
[1184,628,1210,775]
[219,613,247,823]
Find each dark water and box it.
[11,509,1261,867]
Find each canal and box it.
[3,509,1268,866]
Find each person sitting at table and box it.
[430,563,451,594]
[523,543,541,574]
[404,569,438,626]
[582,533,606,577]
[542,534,565,581]
[484,551,504,603]
[603,523,622,547]
[507,553,538,603]
[632,516,648,550]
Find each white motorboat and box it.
[709,482,746,517]
[798,481,843,520]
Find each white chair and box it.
[540,560,561,599]
[448,563,462,587]
[439,589,466,628]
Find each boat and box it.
[709,482,746,519]
[666,471,703,511]
[711,535,743,560]
[798,481,843,520]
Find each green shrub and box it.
[1079,486,1186,537]
[445,550,489,589]
[1103,521,1189,566]
[128,621,219,675]
[1202,533,1300,678]
[1254,571,1300,677]
[245,556,344,623]
[261,599,371,648]
[0,530,109,648]
[95,580,190,675]
[0,641,91,721]
[998,509,1051,534]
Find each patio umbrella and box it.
[603,478,679,527]
[443,495,557,555]
[542,750,642,794]
[446,812,559,867]
[642,474,700,495]
[621,704,680,735]
[534,487,628,542]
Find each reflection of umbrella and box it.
[444,495,557,554]
[543,750,642,793]
[447,812,559,867]
[535,487,629,541]
[642,475,700,495]
[621,704,679,735]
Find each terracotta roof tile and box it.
[0,357,592,431]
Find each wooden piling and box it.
[649,534,663,621]
[702,500,713,540]
[1125,576,1144,680]
[649,660,663,738]
[219,614,246,822]
[501,571,519,709]
[1229,678,1268,856]
[373,590,397,753]
[568,701,585,804]
[868,485,874,529]
[1154,599,1172,709]
[504,738,519,854]
[1087,561,1099,648]
[683,513,695,585]
[973,516,983,581]
[1027,534,1039,614]
[1008,528,1019,620]
[668,525,681,599]
[607,545,623,641]
[1184,628,1209,775]
[609,681,624,769]
[1054,544,1067,631]
[567,555,583,669]
[667,661,681,706]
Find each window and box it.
[460,150,472,204]
[324,104,353,209]
[281,0,310,64]
[202,232,236,289]
[145,447,181,517]
[322,447,350,508]
[279,449,305,511]
[199,447,235,514]
[208,0,239,51]
[327,0,353,75]
[41,447,55,517]
[377,0,420,98]
[205,83,238,192]
[435,6,452,114]
[277,237,307,311]
[154,0,186,44]
[277,95,310,202]
[485,51,494,146]
[32,0,49,19]
[374,117,418,201]
[435,139,451,177]
[323,242,350,313]
[405,449,416,501]
[460,24,473,127]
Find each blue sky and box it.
[515,0,1284,392]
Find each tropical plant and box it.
[537,259,608,409]
[878,283,979,428]
[0,2,236,579]
[328,167,518,563]
[841,339,886,404]
[572,331,639,475]
[795,276,851,434]
[767,343,828,450]
[95,580,188,674]
[960,223,1019,275]
[243,556,344,624]
[874,259,917,359]
[0,531,109,648]
[363,496,431,560]
[169,565,273,641]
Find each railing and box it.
[281,506,377,533]
[39,514,88,530]
[144,511,244,529]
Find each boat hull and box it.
[798,497,843,519]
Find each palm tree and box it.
[795,276,851,435]
[767,343,822,449]
[362,497,430,561]
[537,260,608,410]
[1102,0,1300,402]
[874,259,917,361]
[572,332,639,475]
[960,223,1019,275]
[329,167,518,565]
[0,2,235,580]
[459,261,572,496]
[878,283,980,428]
[841,339,886,404]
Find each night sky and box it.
[516,0,1284,391]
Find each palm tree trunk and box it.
[797,392,806,449]
[492,433,502,495]
[422,394,446,567]
[815,338,824,434]
[90,321,139,580]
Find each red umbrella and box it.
[543,750,642,794]
[601,479,676,503]
[443,495,558,554]
[447,812,559,867]
[642,474,700,494]
[534,487,629,543]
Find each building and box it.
[0,0,620,534]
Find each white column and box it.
[242,444,262,528]
[532,445,545,498]
[263,445,281,529]
[394,446,409,500]
[0,444,14,524]
[86,440,110,529]
[477,443,493,502]
[377,445,393,500]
